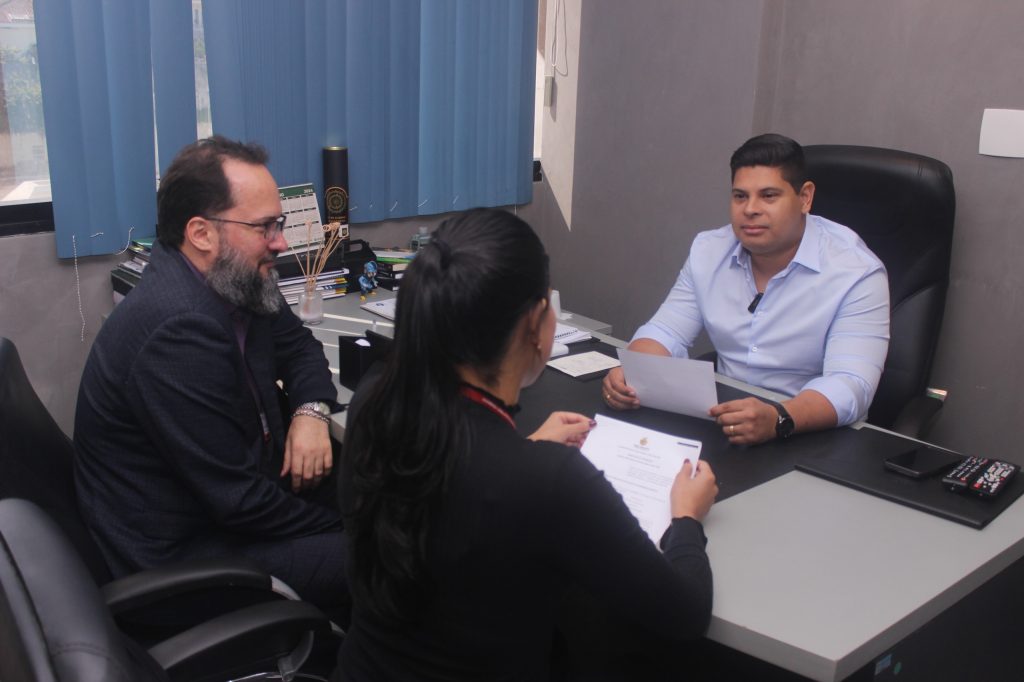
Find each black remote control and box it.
[943,457,1019,498]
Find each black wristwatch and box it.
[770,401,795,439]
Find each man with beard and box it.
[73,136,347,611]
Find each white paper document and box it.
[581,415,703,544]
[616,349,717,420]
[361,297,397,320]
[547,350,620,377]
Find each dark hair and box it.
[156,135,269,248]
[343,208,550,623]
[729,133,807,191]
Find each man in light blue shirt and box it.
[603,134,890,444]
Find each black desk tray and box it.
[796,428,1024,529]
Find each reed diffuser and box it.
[294,220,346,324]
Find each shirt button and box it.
[752,346,758,352]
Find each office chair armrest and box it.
[890,395,944,440]
[696,350,718,367]
[148,600,330,681]
[102,556,276,615]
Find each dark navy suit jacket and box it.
[74,242,340,576]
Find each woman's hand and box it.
[670,460,718,522]
[528,411,596,448]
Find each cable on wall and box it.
[550,0,569,77]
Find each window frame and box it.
[0,201,53,237]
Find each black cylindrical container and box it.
[323,146,349,225]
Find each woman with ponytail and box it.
[335,209,717,681]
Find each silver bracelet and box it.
[293,401,331,424]
[293,407,330,424]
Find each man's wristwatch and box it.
[770,401,795,439]
[293,401,331,424]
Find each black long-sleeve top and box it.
[336,394,712,681]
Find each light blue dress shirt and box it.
[633,215,890,426]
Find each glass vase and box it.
[298,287,324,325]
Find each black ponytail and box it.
[343,208,549,623]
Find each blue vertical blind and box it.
[35,0,196,258]
[36,0,536,257]
[203,0,537,224]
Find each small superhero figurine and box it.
[359,261,378,300]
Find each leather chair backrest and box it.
[0,338,112,584]
[0,498,163,681]
[803,146,955,428]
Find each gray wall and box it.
[0,233,120,435]
[522,0,1024,457]
[762,1,1024,456]
[523,0,769,355]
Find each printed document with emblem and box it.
[581,415,703,544]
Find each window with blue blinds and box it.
[35,0,196,258]
[35,0,537,257]
[204,0,537,224]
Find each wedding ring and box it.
[729,424,736,435]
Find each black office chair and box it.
[0,336,341,677]
[0,497,332,682]
[803,145,955,438]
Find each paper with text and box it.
[547,350,619,377]
[581,415,703,544]
[616,349,717,420]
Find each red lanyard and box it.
[459,385,516,429]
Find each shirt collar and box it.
[729,214,822,275]
[790,214,822,274]
[179,249,206,282]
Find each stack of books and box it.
[277,269,350,306]
[275,246,351,302]
[111,236,155,303]
[373,249,415,291]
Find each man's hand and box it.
[710,390,838,445]
[709,397,779,445]
[528,411,596,448]
[602,366,640,410]
[282,415,332,492]
[602,338,670,410]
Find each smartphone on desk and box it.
[884,445,964,479]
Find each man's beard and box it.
[206,241,282,315]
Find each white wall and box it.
[539,0,581,230]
